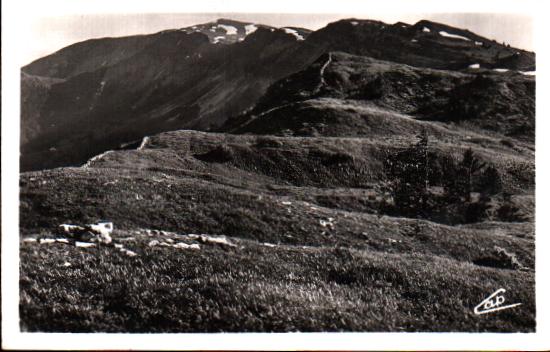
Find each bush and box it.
[194,145,234,163]
[383,131,432,218]
[496,193,527,222]
[384,138,502,224]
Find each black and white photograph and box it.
[2,0,550,350]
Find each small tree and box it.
[444,148,487,202]
[384,131,431,218]
[478,165,503,195]
[442,148,503,223]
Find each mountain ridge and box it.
[21,17,535,171]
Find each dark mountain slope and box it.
[21,28,312,171]
[306,19,535,71]
[22,34,160,79]
[20,72,65,146]
[225,52,535,142]
[21,18,535,172]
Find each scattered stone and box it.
[319,217,335,229]
[39,238,56,244]
[263,243,277,248]
[188,234,237,247]
[58,221,113,244]
[173,243,200,250]
[75,241,96,248]
[63,262,72,267]
[121,249,138,257]
[23,238,37,243]
[118,237,136,242]
[148,240,160,247]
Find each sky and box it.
[21,12,534,66]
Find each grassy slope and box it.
[20,129,535,332]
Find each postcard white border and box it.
[2,0,549,350]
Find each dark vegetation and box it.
[382,131,518,224]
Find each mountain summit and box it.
[21,18,535,171]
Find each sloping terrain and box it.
[225,52,535,142]
[20,128,535,332]
[21,18,534,171]
[19,17,535,333]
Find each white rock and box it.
[173,242,200,250]
[39,238,56,244]
[199,234,236,247]
[123,249,138,257]
[468,63,480,69]
[75,241,96,248]
[422,27,431,32]
[88,222,113,236]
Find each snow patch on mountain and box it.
[245,24,258,35]
[439,31,471,41]
[213,36,225,44]
[469,63,480,69]
[218,24,238,35]
[422,27,431,33]
[282,28,304,40]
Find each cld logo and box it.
[474,288,522,315]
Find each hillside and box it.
[19,17,535,333]
[21,18,535,171]
[224,52,535,142]
[20,129,535,332]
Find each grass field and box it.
[19,129,535,332]
[20,227,534,332]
